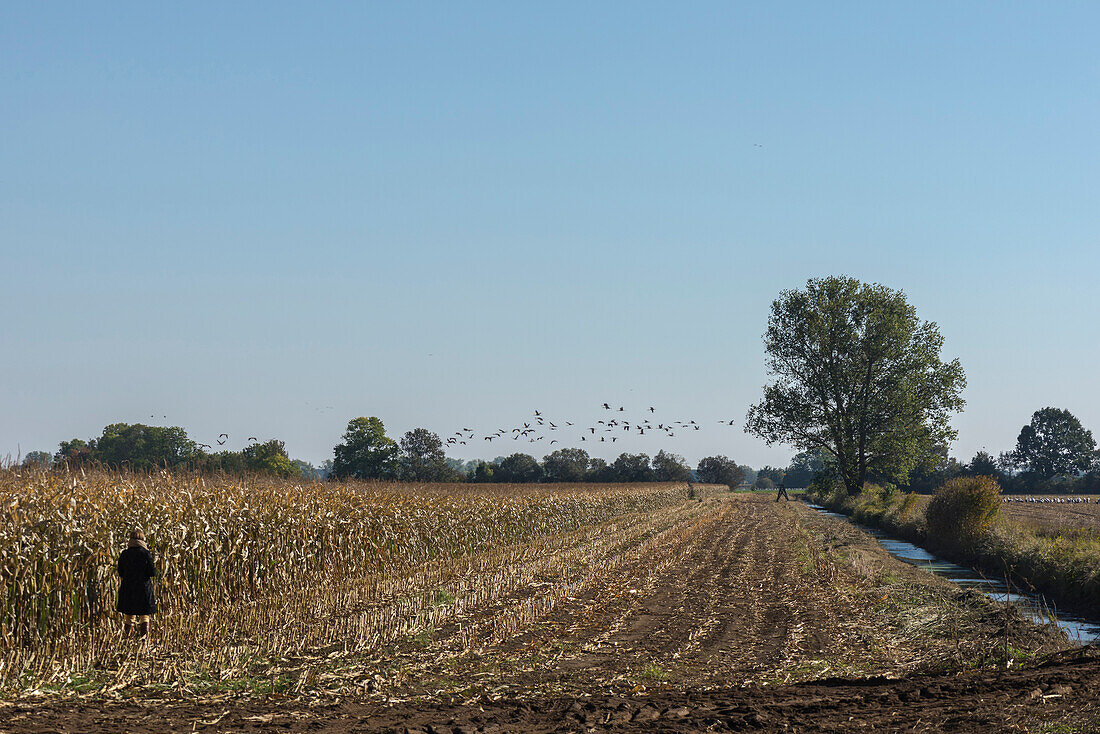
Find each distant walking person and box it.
[117,529,157,638]
[775,480,790,502]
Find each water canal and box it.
[805,503,1100,644]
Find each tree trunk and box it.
[842,460,864,495]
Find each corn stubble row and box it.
[0,468,689,688]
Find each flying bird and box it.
[603,403,610,410]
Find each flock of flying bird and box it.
[152,404,737,454]
[193,433,260,451]
[147,414,261,452]
[444,404,738,450]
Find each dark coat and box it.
[116,545,157,615]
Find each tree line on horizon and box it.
[329,416,755,486]
[20,406,1095,494]
[903,406,1100,495]
[18,417,760,488]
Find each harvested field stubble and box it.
[7,492,1092,733]
[0,468,691,690]
[1002,496,1100,532]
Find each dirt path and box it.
[14,647,1098,732]
[12,494,1097,732]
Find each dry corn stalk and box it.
[0,467,691,688]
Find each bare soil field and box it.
[1002,497,1100,533]
[10,494,1099,733]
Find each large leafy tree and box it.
[332,417,399,480]
[56,438,93,465]
[1010,407,1096,479]
[92,423,199,471]
[966,450,999,478]
[242,439,298,477]
[757,465,786,484]
[21,450,53,469]
[586,457,616,483]
[397,428,451,481]
[495,453,542,483]
[652,450,692,482]
[745,276,966,495]
[611,453,655,482]
[542,448,590,483]
[696,455,745,487]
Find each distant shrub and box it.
[926,475,1001,547]
[756,477,775,490]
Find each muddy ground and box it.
[10,495,1099,732]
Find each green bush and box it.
[926,475,1001,547]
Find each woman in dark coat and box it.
[117,529,157,637]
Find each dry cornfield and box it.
[0,467,693,692]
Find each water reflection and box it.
[805,503,1099,644]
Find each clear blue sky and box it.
[3,3,1098,469]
